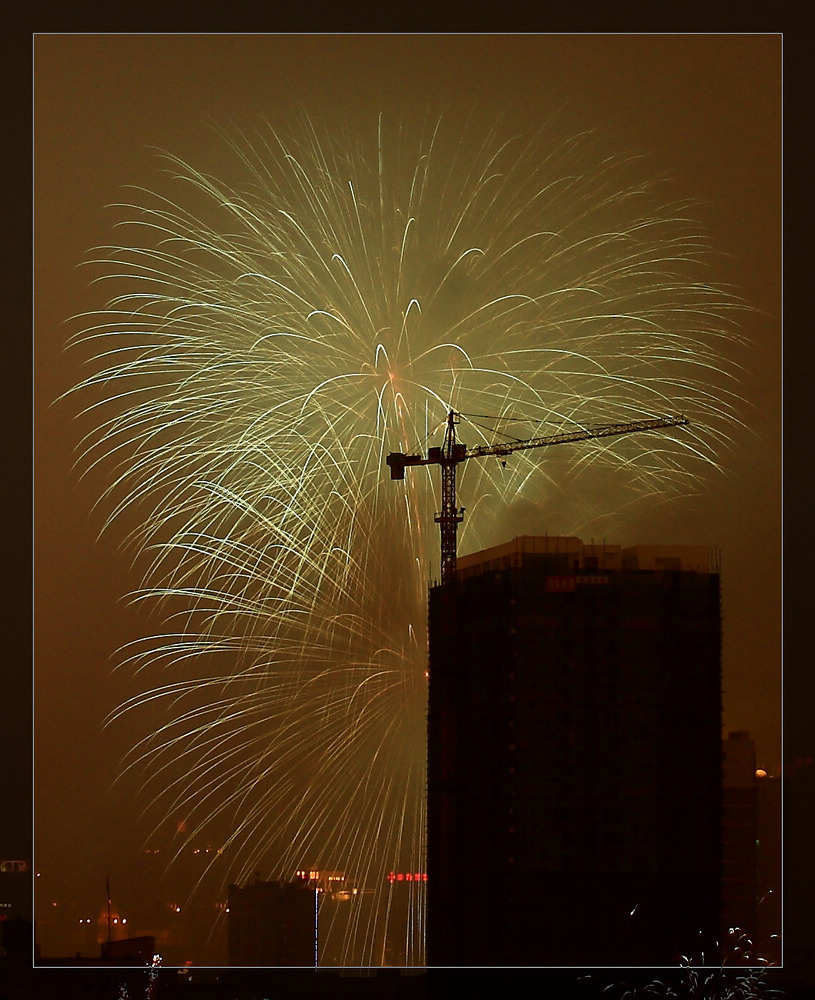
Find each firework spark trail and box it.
[64,112,748,965]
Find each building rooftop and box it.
[456,534,716,579]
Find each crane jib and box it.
[464,415,689,460]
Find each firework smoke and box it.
[64,111,748,965]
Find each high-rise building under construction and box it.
[427,535,722,967]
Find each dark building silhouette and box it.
[427,535,722,966]
[754,767,781,963]
[0,860,30,923]
[721,731,758,951]
[311,870,426,967]
[381,872,427,967]
[718,734,781,966]
[227,878,316,967]
[100,935,157,964]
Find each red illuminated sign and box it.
[544,575,608,592]
[387,872,427,883]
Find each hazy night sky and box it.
[31,34,782,964]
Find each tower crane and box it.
[387,410,689,584]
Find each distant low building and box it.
[755,766,782,963]
[0,861,30,922]
[721,732,758,948]
[719,733,781,966]
[228,878,316,967]
[100,935,157,965]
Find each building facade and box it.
[427,535,722,966]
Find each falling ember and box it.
[63,111,749,965]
